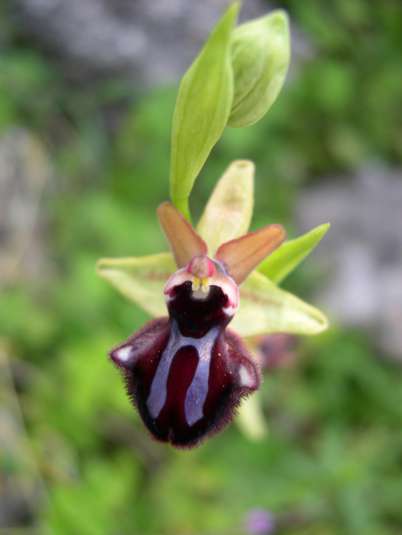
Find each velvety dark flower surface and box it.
[110,203,283,446]
[98,161,329,445]
[111,315,260,447]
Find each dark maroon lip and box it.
[111,318,260,448]
[109,270,259,448]
[167,281,230,339]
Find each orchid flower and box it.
[97,161,329,447]
[97,5,329,447]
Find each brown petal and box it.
[215,224,286,284]
[157,202,208,268]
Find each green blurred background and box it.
[1,1,402,534]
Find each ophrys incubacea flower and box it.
[97,161,329,447]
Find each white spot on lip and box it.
[115,346,132,363]
[239,365,254,388]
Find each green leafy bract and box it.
[228,10,290,127]
[169,3,239,219]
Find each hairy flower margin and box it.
[97,160,329,447]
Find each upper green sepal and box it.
[258,223,330,284]
[197,159,254,254]
[169,3,239,219]
[228,10,290,128]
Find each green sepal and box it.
[96,253,174,317]
[228,10,290,127]
[258,223,330,284]
[232,271,329,337]
[197,159,254,254]
[170,3,239,219]
[236,393,268,440]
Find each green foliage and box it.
[0,50,56,130]
[43,456,139,535]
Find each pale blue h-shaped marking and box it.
[147,321,219,426]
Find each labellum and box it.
[110,202,285,447]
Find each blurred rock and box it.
[0,128,51,285]
[297,166,402,361]
[13,0,312,85]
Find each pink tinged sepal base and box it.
[110,315,260,448]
